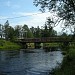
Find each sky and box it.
[0,0,67,33]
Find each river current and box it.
[0,49,63,75]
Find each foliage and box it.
[52,48,75,75]
[34,26,41,38]
[42,24,49,37]
[43,43,59,47]
[7,26,15,41]
[61,32,68,37]
[41,18,57,37]
[3,20,15,41]
[4,20,10,40]
[22,24,33,38]
[33,0,75,32]
[0,19,57,41]
[14,25,22,38]
[30,26,41,38]
[50,41,75,75]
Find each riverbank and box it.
[43,43,60,47]
[0,39,21,50]
[51,44,75,75]
[25,43,60,49]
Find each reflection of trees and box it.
[0,51,6,61]
[5,51,19,59]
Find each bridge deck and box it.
[17,37,74,43]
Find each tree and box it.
[41,17,57,37]
[61,32,68,37]
[4,20,10,40]
[3,20,15,40]
[33,0,75,32]
[41,24,49,37]
[6,26,14,41]
[45,17,55,36]
[30,26,35,37]
[14,25,22,38]
[30,26,41,38]
[0,24,4,38]
[3,20,15,41]
[22,24,33,38]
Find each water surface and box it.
[0,49,63,75]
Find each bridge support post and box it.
[21,43,28,49]
[34,42,41,49]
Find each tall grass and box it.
[51,43,75,75]
[0,40,21,50]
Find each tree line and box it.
[0,18,57,41]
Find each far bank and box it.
[0,39,21,50]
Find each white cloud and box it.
[22,13,48,26]
[0,11,62,32]
[13,12,58,27]
[0,16,8,20]
[0,16,8,25]
[12,12,62,32]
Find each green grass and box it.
[43,43,60,47]
[27,43,34,48]
[0,40,21,50]
[52,45,75,75]
[26,43,60,49]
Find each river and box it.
[0,49,63,75]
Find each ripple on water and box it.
[0,50,63,75]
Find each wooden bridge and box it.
[16,37,75,49]
[17,37,74,43]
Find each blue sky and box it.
[0,0,39,18]
[0,0,45,26]
[0,0,66,33]
[0,0,38,16]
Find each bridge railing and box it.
[17,37,75,43]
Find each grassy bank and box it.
[0,40,21,50]
[52,44,75,75]
[26,43,60,49]
[43,43,60,47]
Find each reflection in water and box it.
[0,51,6,61]
[0,49,63,75]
